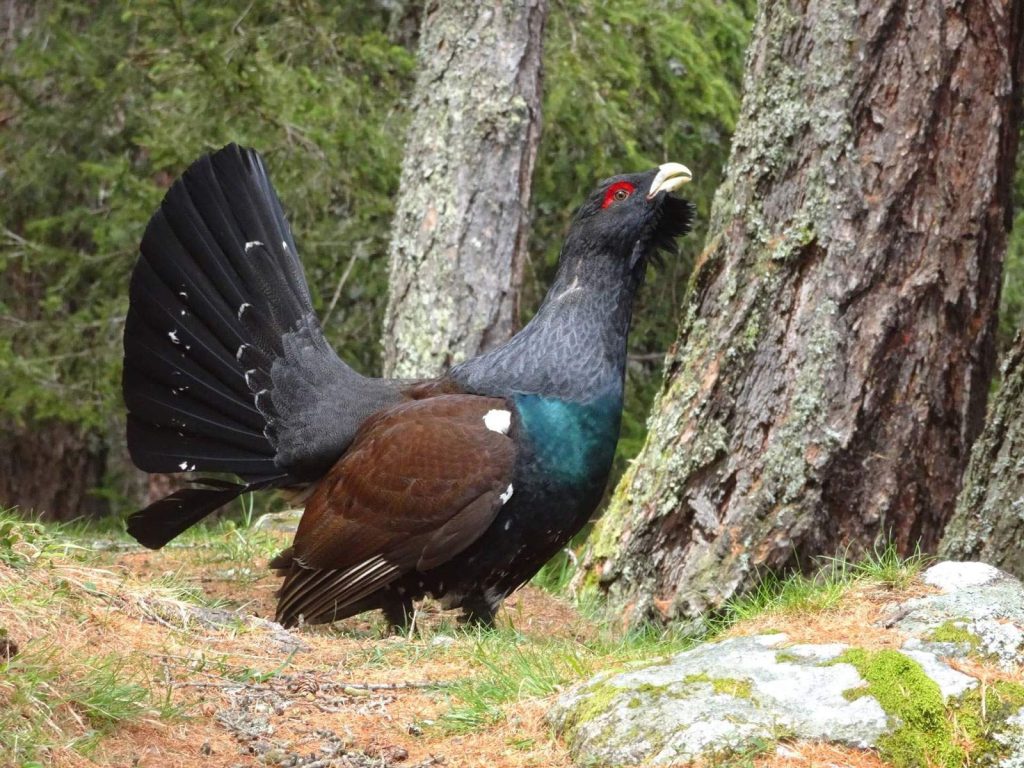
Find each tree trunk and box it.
[588,0,1024,626]
[940,330,1024,578]
[381,0,546,378]
[0,420,108,521]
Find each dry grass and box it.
[0,516,587,767]
[724,582,936,651]
[750,741,891,768]
[1,517,1016,768]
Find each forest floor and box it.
[0,509,1009,768]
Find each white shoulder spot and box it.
[483,409,511,435]
[499,484,514,505]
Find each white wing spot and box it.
[168,330,180,344]
[238,302,252,319]
[503,520,511,530]
[499,484,514,505]
[483,409,511,434]
[244,240,263,252]
[281,240,288,251]
[236,345,247,361]
[178,461,188,471]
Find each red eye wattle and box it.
[602,181,635,209]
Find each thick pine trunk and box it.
[589,0,1024,625]
[940,332,1024,578]
[381,0,546,377]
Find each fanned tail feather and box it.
[123,145,321,546]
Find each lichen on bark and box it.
[382,1,547,378]
[941,333,1024,580]
[590,0,1024,625]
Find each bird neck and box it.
[452,243,644,402]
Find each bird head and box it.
[566,163,695,275]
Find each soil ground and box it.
[2,517,1012,768]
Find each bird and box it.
[122,143,693,628]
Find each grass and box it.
[0,643,177,764]
[713,543,931,631]
[0,507,949,767]
[437,622,696,733]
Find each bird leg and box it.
[458,595,498,627]
[381,594,415,634]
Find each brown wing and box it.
[275,394,516,626]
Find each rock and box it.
[891,562,1024,669]
[897,648,976,700]
[923,561,1005,592]
[548,634,889,765]
[550,562,1024,766]
[995,707,1024,768]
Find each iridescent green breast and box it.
[513,392,623,486]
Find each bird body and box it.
[122,144,692,627]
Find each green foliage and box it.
[1,1,416,431]
[999,138,1024,348]
[1,0,754,516]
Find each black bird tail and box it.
[123,144,315,547]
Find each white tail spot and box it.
[483,409,511,434]
[178,461,189,470]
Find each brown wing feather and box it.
[275,394,516,626]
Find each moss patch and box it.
[924,620,982,651]
[683,673,754,699]
[837,648,962,768]
[949,680,1024,765]
[563,680,625,733]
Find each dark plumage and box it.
[122,144,693,627]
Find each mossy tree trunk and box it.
[590,0,1024,625]
[940,331,1024,579]
[382,0,546,377]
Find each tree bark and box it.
[940,330,1024,579]
[0,420,108,521]
[381,0,546,377]
[589,0,1024,625]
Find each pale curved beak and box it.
[647,162,693,200]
